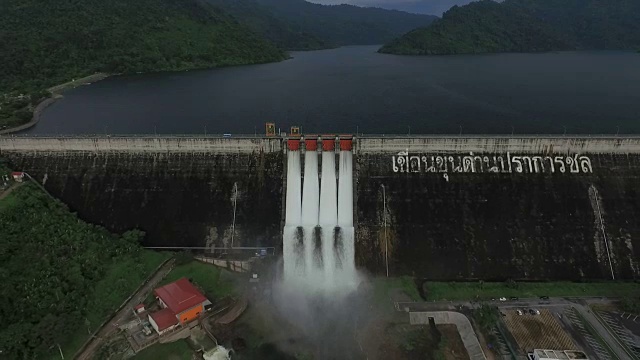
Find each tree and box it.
[620,297,640,314]
[474,303,499,331]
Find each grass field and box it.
[131,339,192,360]
[371,276,422,305]
[161,260,238,301]
[424,281,640,301]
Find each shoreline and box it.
[0,73,110,135]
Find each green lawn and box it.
[131,340,192,360]
[372,276,422,304]
[161,261,238,301]
[424,281,640,301]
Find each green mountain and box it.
[0,0,287,130]
[255,0,437,46]
[203,0,330,50]
[380,0,569,55]
[0,0,286,95]
[507,0,640,49]
[380,0,640,55]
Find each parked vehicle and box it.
[499,297,507,302]
[529,308,540,315]
[509,296,519,301]
[516,309,523,316]
[540,295,550,300]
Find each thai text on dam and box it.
[392,152,594,174]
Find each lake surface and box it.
[28,46,640,135]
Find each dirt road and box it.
[74,258,175,360]
[0,182,23,201]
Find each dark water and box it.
[28,45,640,135]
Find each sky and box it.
[308,0,478,16]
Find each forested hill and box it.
[204,0,330,50]
[255,0,437,46]
[380,0,569,55]
[380,0,640,55]
[506,0,640,49]
[0,0,286,95]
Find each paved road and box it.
[411,311,487,360]
[74,259,175,360]
[573,305,634,360]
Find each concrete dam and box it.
[1,135,639,281]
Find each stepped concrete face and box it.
[2,136,639,280]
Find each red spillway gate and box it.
[321,135,335,151]
[287,139,300,151]
[339,136,353,151]
[305,137,318,151]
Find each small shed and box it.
[11,172,24,182]
[133,303,145,314]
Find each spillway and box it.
[283,137,357,293]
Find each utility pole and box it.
[381,184,388,277]
[230,182,238,249]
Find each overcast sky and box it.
[308,0,478,16]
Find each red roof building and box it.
[11,172,24,182]
[148,308,179,334]
[148,278,210,335]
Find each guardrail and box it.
[3,133,640,139]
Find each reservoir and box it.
[27,45,640,135]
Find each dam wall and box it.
[0,136,282,153]
[355,136,640,280]
[2,136,639,280]
[356,136,640,154]
[0,137,283,249]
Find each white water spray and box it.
[283,150,302,281]
[283,139,357,293]
[337,150,355,280]
[302,150,320,281]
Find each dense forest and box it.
[507,0,640,49]
[380,0,640,55]
[0,0,286,129]
[380,0,569,55]
[256,0,437,46]
[204,0,330,50]
[0,173,167,359]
